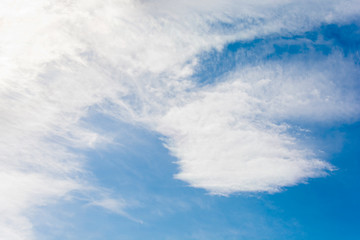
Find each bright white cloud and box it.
[1,0,360,238]
[156,58,360,195]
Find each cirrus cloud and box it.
[1,0,360,238]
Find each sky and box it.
[1,0,360,239]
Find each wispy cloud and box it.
[156,56,360,195]
[89,197,144,223]
[1,0,359,238]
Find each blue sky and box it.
[34,118,360,240]
[1,1,360,240]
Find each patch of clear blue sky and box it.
[35,118,360,240]
[35,22,360,240]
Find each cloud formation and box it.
[157,57,360,195]
[1,0,360,238]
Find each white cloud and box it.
[156,57,360,195]
[1,0,360,238]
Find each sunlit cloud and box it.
[1,0,359,238]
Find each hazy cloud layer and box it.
[1,0,360,238]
